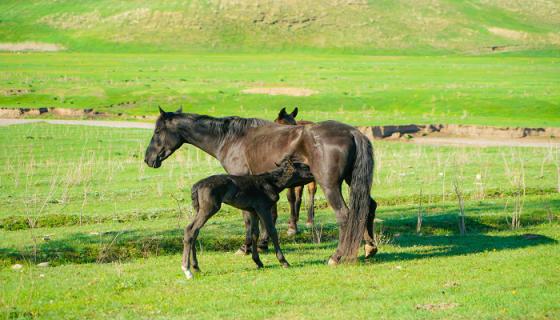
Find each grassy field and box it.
[1,1,560,318]
[1,53,559,127]
[1,123,559,318]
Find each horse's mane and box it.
[187,114,271,140]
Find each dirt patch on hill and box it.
[487,27,528,40]
[241,87,317,96]
[0,42,66,52]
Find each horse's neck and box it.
[178,114,254,163]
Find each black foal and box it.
[182,157,313,279]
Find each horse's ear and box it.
[175,106,183,114]
[291,107,298,118]
[158,106,166,116]
[279,107,287,118]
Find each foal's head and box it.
[274,107,298,125]
[270,156,313,189]
[144,107,185,168]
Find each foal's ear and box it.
[291,107,298,118]
[278,107,287,118]
[158,106,166,115]
[175,106,183,114]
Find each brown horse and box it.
[274,107,317,235]
[182,157,314,279]
[145,107,377,263]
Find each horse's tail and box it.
[342,130,374,262]
[191,184,200,215]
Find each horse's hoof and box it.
[234,248,249,256]
[365,244,378,258]
[287,228,297,236]
[282,262,290,268]
[193,265,201,272]
[327,258,339,266]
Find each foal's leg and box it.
[235,210,252,255]
[249,212,264,268]
[286,188,299,235]
[305,182,317,227]
[190,230,201,272]
[182,195,220,279]
[364,197,378,258]
[256,204,276,251]
[256,205,290,268]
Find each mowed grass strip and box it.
[1,53,559,127]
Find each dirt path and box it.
[1,118,558,148]
[0,118,153,129]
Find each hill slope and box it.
[0,0,559,54]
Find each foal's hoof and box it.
[287,227,297,236]
[234,248,249,256]
[182,266,194,280]
[365,244,378,258]
[282,262,290,268]
[327,258,339,266]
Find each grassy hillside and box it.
[0,0,559,54]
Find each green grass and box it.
[1,53,559,127]
[1,0,559,54]
[1,123,559,318]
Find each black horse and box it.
[182,157,314,279]
[145,107,377,264]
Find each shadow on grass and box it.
[1,198,558,266]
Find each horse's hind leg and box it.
[306,182,317,227]
[364,197,378,258]
[256,206,289,268]
[249,212,264,268]
[320,183,350,265]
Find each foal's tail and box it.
[342,130,374,262]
